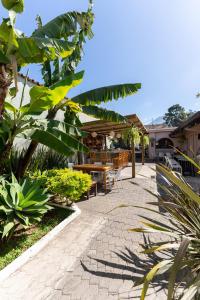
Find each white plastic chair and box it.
[107,168,123,190]
[92,162,103,181]
[68,163,74,169]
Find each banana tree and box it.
[16,69,142,178]
[1,1,142,178]
[0,0,94,118]
[0,72,88,174]
[0,0,95,174]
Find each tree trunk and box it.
[0,64,13,175]
[16,108,58,179]
[16,140,38,179]
[0,142,13,174]
[0,64,12,119]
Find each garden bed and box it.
[0,207,72,271]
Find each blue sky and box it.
[2,0,200,124]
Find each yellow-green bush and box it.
[32,168,92,202]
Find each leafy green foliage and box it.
[0,18,75,67]
[143,135,150,147]
[163,104,193,127]
[0,174,51,239]
[123,126,141,146]
[82,105,127,123]
[0,73,88,171]
[30,127,88,157]
[0,207,71,270]
[3,148,70,175]
[72,83,141,105]
[28,148,69,173]
[32,169,92,202]
[1,1,142,178]
[39,11,94,86]
[16,37,74,65]
[129,160,200,299]
[33,11,94,39]
[1,0,24,13]
[27,71,84,114]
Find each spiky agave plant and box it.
[0,174,51,239]
[127,156,200,300]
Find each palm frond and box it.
[72,83,141,105]
[82,105,127,123]
[32,12,93,39]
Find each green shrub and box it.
[0,174,51,240]
[32,168,92,202]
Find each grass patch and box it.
[0,207,72,271]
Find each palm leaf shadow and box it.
[80,239,168,299]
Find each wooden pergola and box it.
[81,114,148,178]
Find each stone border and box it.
[0,204,81,283]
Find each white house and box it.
[146,124,179,160]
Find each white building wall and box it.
[12,75,97,150]
[148,129,179,159]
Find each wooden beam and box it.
[81,114,147,134]
[83,123,145,134]
[132,141,136,178]
[104,136,107,150]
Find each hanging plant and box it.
[143,135,150,147]
[123,126,141,146]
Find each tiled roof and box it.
[171,111,200,136]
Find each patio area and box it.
[0,163,167,300]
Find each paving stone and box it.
[0,164,167,300]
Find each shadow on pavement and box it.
[81,242,168,299]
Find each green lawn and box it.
[0,207,72,271]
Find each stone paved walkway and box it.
[0,163,167,300]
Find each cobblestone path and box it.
[0,164,167,299]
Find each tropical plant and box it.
[28,148,70,172]
[31,168,92,203]
[1,0,142,179]
[0,0,87,117]
[0,73,88,175]
[128,161,200,300]
[16,72,141,179]
[143,134,150,147]
[0,174,51,239]
[0,0,95,173]
[4,147,70,174]
[123,126,141,147]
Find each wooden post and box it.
[141,135,145,165]
[132,141,135,178]
[104,135,107,150]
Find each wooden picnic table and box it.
[73,164,113,193]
